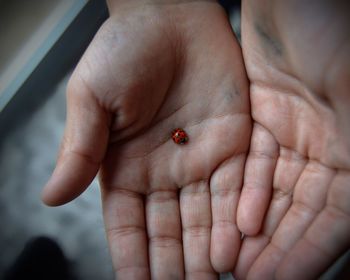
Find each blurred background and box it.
[0,1,113,279]
[0,0,347,279]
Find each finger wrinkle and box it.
[248,149,279,161]
[106,225,146,239]
[147,190,178,202]
[209,152,247,185]
[292,200,321,217]
[183,225,211,237]
[180,179,209,194]
[149,236,182,248]
[272,188,293,201]
[279,146,307,162]
[212,220,238,228]
[104,188,144,199]
[210,188,240,198]
[63,148,100,166]
[241,181,269,191]
[325,204,350,221]
[269,239,289,256]
[302,236,334,260]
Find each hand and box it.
[235,1,350,279]
[42,1,251,279]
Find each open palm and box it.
[43,2,251,279]
[235,1,350,279]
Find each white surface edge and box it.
[0,0,88,112]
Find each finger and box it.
[276,171,350,280]
[42,79,110,206]
[237,123,279,235]
[210,154,245,272]
[146,190,184,279]
[102,188,150,279]
[263,147,306,236]
[233,236,269,280]
[247,161,334,279]
[180,181,218,280]
[270,161,334,250]
[234,148,306,279]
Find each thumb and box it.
[42,78,110,206]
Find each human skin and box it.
[42,1,251,279]
[235,0,350,279]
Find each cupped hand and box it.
[42,1,251,279]
[235,1,350,279]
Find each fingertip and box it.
[41,154,99,206]
[41,177,74,207]
[41,178,78,207]
[237,203,262,236]
[41,184,60,207]
[238,123,279,236]
[237,221,261,237]
[237,221,259,237]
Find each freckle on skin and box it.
[225,92,234,102]
[223,88,240,104]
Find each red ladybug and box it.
[172,128,189,145]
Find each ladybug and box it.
[171,128,189,145]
